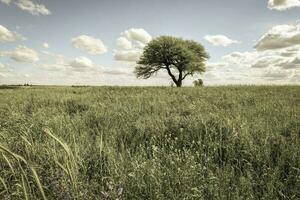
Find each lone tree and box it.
[135,36,209,87]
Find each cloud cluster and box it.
[262,67,293,80]
[38,50,131,77]
[255,22,300,51]
[38,51,96,72]
[251,22,300,71]
[114,28,152,62]
[201,21,300,85]
[1,46,39,63]
[204,35,241,47]
[204,50,300,85]
[71,35,107,55]
[268,0,300,11]
[0,25,24,42]
[1,0,51,15]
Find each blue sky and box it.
[0,0,300,85]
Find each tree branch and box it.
[182,72,192,80]
[165,65,178,85]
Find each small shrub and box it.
[193,79,204,87]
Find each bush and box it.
[193,79,204,87]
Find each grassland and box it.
[0,86,299,199]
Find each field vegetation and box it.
[0,86,299,199]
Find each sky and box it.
[0,0,300,86]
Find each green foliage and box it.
[194,79,204,87]
[136,36,209,87]
[0,86,300,199]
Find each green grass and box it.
[0,86,299,199]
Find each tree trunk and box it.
[177,69,183,87]
[165,65,183,87]
[176,80,182,87]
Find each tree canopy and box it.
[135,36,209,87]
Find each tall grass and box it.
[0,86,299,199]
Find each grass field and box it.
[0,86,299,199]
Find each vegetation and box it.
[193,79,204,87]
[0,86,299,199]
[136,36,209,87]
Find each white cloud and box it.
[114,49,143,62]
[203,41,300,85]
[0,49,167,86]
[0,24,24,42]
[114,28,152,62]
[221,47,300,70]
[206,62,228,70]
[38,51,94,72]
[261,67,293,80]
[268,0,300,11]
[1,46,39,63]
[38,51,133,78]
[251,55,288,68]
[42,61,130,75]
[123,28,152,44]
[255,22,300,50]
[71,35,107,55]
[116,37,133,49]
[204,35,241,46]
[43,42,49,49]
[38,51,101,72]
[69,57,95,71]
[289,73,300,82]
[1,0,51,15]
[222,51,260,66]
[280,46,299,57]
[16,0,51,15]
[284,57,300,69]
